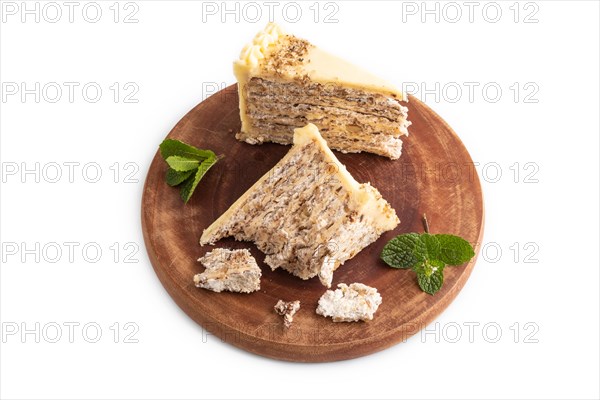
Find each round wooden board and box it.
[141,85,484,362]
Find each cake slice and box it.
[200,123,399,287]
[194,248,261,293]
[234,23,410,160]
[316,283,382,322]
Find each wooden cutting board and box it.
[141,85,484,362]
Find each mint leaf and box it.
[435,234,475,266]
[382,226,476,295]
[419,233,440,260]
[381,233,426,269]
[159,139,215,161]
[166,168,194,186]
[180,155,218,203]
[415,260,445,295]
[166,156,200,172]
[158,138,221,202]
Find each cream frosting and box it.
[237,22,284,68]
[234,23,406,100]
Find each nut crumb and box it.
[274,300,301,328]
[316,283,382,322]
[194,248,261,293]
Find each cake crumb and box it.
[194,248,261,293]
[274,300,301,328]
[316,283,382,322]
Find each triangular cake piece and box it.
[201,124,399,287]
[234,23,410,159]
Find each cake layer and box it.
[238,122,403,159]
[247,78,408,121]
[201,124,399,287]
[246,102,404,136]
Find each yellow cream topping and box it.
[235,23,406,101]
[237,22,284,68]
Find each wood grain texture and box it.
[141,85,485,362]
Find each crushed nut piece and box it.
[194,248,261,293]
[274,300,301,328]
[316,283,382,322]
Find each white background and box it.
[1,1,599,399]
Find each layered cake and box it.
[200,124,399,287]
[234,23,410,159]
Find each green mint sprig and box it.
[159,139,221,203]
[380,214,475,295]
